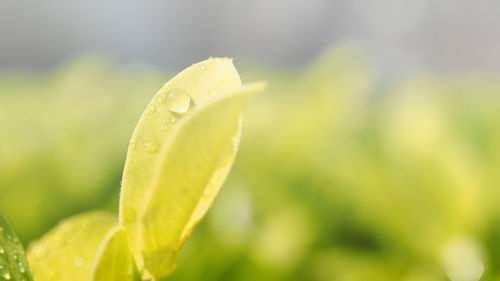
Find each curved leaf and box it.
[0,211,33,281]
[119,57,242,268]
[139,82,265,278]
[91,226,135,281]
[27,212,116,281]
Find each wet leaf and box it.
[119,58,242,269]
[0,211,33,281]
[139,82,265,278]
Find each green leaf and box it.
[139,82,265,278]
[119,58,242,269]
[0,211,33,281]
[27,212,116,281]
[91,226,135,281]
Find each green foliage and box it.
[0,211,33,281]
[139,83,264,278]
[0,59,163,242]
[21,58,263,280]
[119,58,243,275]
[27,212,116,281]
[2,45,500,281]
[91,226,135,281]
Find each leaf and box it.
[119,58,242,268]
[91,226,135,281]
[139,82,265,278]
[27,212,116,281]
[0,211,33,281]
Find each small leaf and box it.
[119,57,242,268]
[0,211,34,281]
[27,212,116,281]
[91,226,134,281]
[139,82,265,278]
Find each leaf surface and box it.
[0,211,33,281]
[139,82,265,278]
[91,226,134,281]
[27,212,116,281]
[119,58,242,268]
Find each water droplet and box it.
[165,88,191,113]
[18,263,25,273]
[0,247,4,254]
[169,116,177,123]
[12,255,17,260]
[204,189,212,196]
[146,141,159,153]
[74,257,84,267]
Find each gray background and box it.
[1,0,499,73]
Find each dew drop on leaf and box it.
[204,189,212,197]
[0,247,4,254]
[146,141,159,153]
[165,88,191,113]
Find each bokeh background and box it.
[1,1,500,280]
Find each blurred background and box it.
[1,0,500,280]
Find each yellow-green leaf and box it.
[27,212,116,281]
[0,211,33,281]
[91,226,134,281]
[139,82,265,278]
[119,57,242,268]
